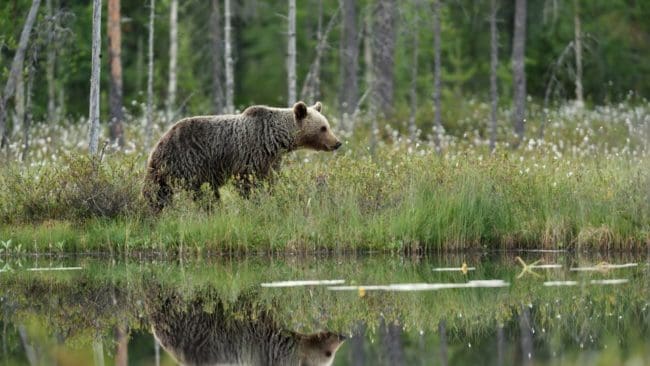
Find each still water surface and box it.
[0,252,648,365]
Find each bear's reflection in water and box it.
[147,288,345,366]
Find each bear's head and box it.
[293,101,342,152]
[296,331,346,366]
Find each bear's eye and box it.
[325,351,332,357]
[320,126,327,133]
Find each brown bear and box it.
[143,101,341,211]
[147,288,346,366]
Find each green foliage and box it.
[0,153,144,223]
[2,0,650,125]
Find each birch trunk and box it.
[489,0,499,152]
[512,0,527,144]
[339,0,358,128]
[144,0,156,149]
[154,338,161,366]
[287,0,297,106]
[88,0,102,155]
[573,0,583,107]
[167,0,178,121]
[0,0,41,149]
[224,0,234,113]
[211,0,224,114]
[46,0,56,122]
[432,0,442,153]
[108,0,124,146]
[93,339,104,366]
[22,63,35,162]
[15,67,25,136]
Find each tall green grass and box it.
[0,102,648,253]
[0,146,647,253]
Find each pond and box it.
[0,252,648,365]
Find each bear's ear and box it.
[313,101,322,112]
[293,101,308,120]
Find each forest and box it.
[0,2,649,365]
[0,0,648,253]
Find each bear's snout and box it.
[333,141,342,150]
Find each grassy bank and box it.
[0,104,649,253]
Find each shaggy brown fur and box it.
[143,101,340,211]
[147,288,345,366]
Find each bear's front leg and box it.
[190,181,220,211]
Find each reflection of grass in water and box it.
[1,255,647,355]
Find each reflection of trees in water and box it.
[0,255,648,364]
[349,321,366,366]
[380,317,405,365]
[518,305,533,366]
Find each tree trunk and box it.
[18,326,39,366]
[312,0,323,101]
[211,0,224,114]
[93,338,105,366]
[300,3,341,103]
[88,0,102,155]
[167,0,178,121]
[108,0,124,146]
[114,326,128,366]
[144,0,156,149]
[573,0,583,107]
[224,0,234,113]
[14,66,25,136]
[496,324,505,366]
[0,0,41,149]
[364,8,376,152]
[380,318,405,365]
[408,4,419,142]
[438,319,448,366]
[370,0,397,119]
[46,0,56,122]
[339,0,358,125]
[489,0,499,152]
[432,0,442,153]
[350,322,366,366]
[541,41,573,139]
[519,305,533,366]
[22,63,35,162]
[287,0,297,106]
[136,36,144,94]
[154,337,161,366]
[512,0,527,145]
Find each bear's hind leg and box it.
[234,172,255,199]
[144,179,172,213]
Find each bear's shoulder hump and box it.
[242,105,272,118]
